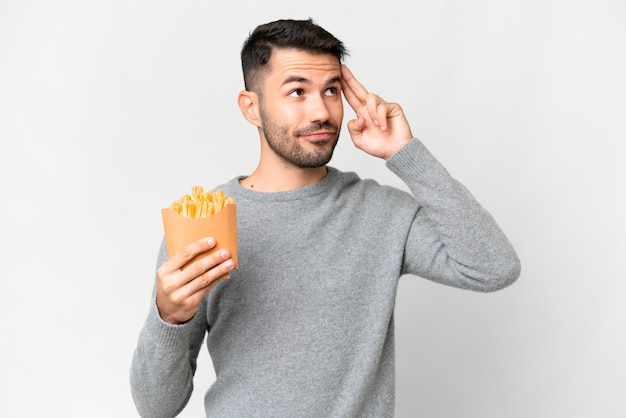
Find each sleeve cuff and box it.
[385,138,433,180]
[142,299,192,350]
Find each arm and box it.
[388,138,520,291]
[130,237,234,417]
[342,65,520,291]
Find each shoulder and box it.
[213,176,241,194]
[328,167,417,207]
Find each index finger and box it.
[341,64,369,110]
[166,236,217,272]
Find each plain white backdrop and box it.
[1,1,624,417]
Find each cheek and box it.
[275,104,304,127]
[262,101,292,127]
[332,101,344,123]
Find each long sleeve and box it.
[386,138,521,291]
[130,241,208,418]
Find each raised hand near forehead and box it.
[341,65,413,160]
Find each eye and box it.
[324,87,339,96]
[289,89,304,98]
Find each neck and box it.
[240,161,328,192]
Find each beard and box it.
[259,106,340,169]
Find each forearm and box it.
[130,297,206,417]
[387,138,521,291]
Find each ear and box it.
[237,90,262,128]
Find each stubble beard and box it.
[260,107,340,169]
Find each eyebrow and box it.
[282,75,342,87]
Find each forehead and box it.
[266,48,341,84]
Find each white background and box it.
[1,1,624,417]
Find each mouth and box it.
[299,131,336,142]
[295,122,339,142]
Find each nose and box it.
[307,93,331,123]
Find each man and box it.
[130,18,520,417]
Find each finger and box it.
[377,102,389,131]
[346,115,366,137]
[167,237,217,272]
[365,94,386,129]
[341,65,368,111]
[169,248,233,304]
[341,64,369,101]
[186,256,235,295]
[341,79,362,113]
[182,247,231,283]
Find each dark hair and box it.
[241,18,347,92]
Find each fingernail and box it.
[207,238,215,246]
[224,259,235,269]
[220,250,230,259]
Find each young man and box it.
[131,19,521,417]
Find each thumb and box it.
[346,115,365,138]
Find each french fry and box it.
[169,186,235,219]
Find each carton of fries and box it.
[161,186,238,279]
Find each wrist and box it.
[383,136,414,160]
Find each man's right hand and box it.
[156,237,235,324]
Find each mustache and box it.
[294,122,339,137]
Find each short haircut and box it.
[241,18,348,93]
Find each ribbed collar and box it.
[223,166,344,203]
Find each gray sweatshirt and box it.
[130,138,521,417]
